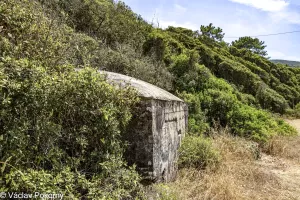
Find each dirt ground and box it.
[258,153,300,199]
[256,119,300,199]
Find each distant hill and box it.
[271,59,300,67]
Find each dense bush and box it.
[180,92,209,135]
[146,27,299,114]
[2,159,144,199]
[174,53,297,141]
[285,103,300,118]
[256,85,289,113]
[228,105,296,142]
[0,0,73,67]
[181,89,296,142]
[0,58,143,198]
[178,136,220,169]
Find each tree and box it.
[200,23,225,42]
[231,36,268,57]
[54,0,151,48]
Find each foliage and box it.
[228,105,275,142]
[231,36,268,57]
[1,159,144,199]
[156,26,300,113]
[40,0,151,49]
[152,184,179,200]
[170,47,297,141]
[0,0,299,197]
[0,58,143,199]
[180,92,209,135]
[0,0,73,67]
[199,23,225,43]
[285,103,300,118]
[178,135,220,169]
[256,84,289,113]
[0,0,172,90]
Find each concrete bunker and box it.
[100,71,188,183]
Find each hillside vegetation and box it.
[271,59,300,67]
[0,0,299,199]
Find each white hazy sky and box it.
[123,0,300,61]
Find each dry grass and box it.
[164,135,281,200]
[263,135,300,163]
[152,127,300,200]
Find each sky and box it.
[122,0,300,61]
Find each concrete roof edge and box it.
[74,68,183,102]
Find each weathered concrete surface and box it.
[152,100,188,182]
[124,100,188,183]
[98,70,183,102]
[98,71,188,183]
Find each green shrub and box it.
[86,157,145,199]
[296,103,300,112]
[199,89,239,126]
[285,103,300,118]
[0,58,144,198]
[228,104,297,142]
[228,105,276,142]
[1,167,87,197]
[1,159,144,199]
[180,92,208,135]
[178,135,220,169]
[152,184,179,200]
[0,0,73,67]
[256,85,289,113]
[275,119,298,136]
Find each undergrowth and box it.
[152,126,300,200]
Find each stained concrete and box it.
[98,70,183,102]
[99,71,188,182]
